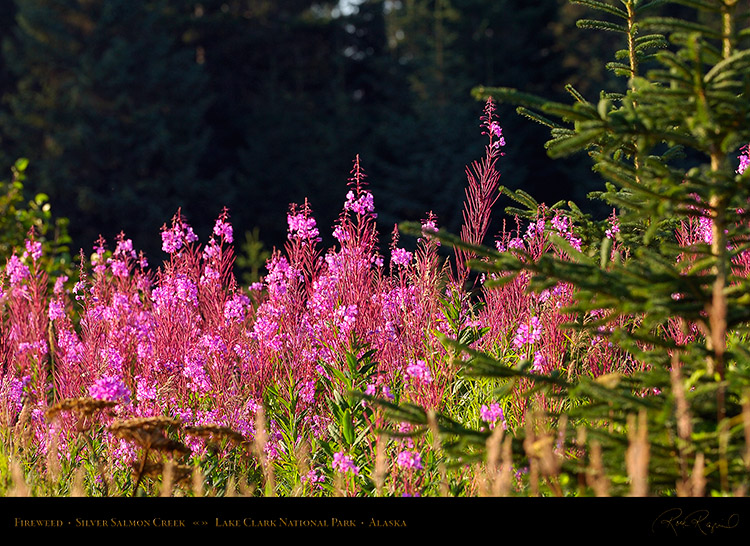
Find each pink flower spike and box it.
[332,452,359,475]
[161,226,182,254]
[24,239,42,261]
[405,359,433,384]
[480,403,507,430]
[5,255,30,286]
[396,450,424,470]
[513,316,542,349]
[213,217,234,244]
[737,144,749,175]
[391,247,413,267]
[89,375,131,404]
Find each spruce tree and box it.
[1,0,213,258]
[477,0,750,495]
[373,0,750,496]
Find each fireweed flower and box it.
[135,375,157,402]
[213,217,234,243]
[332,304,358,334]
[533,351,547,372]
[200,265,220,285]
[332,224,350,243]
[488,121,506,149]
[23,239,42,261]
[287,212,321,243]
[507,237,524,250]
[525,219,545,240]
[72,280,86,300]
[57,329,84,363]
[396,450,424,470]
[53,275,68,295]
[551,214,569,235]
[397,422,416,449]
[115,237,136,259]
[48,299,65,321]
[698,216,713,244]
[109,259,129,278]
[420,217,440,246]
[199,333,227,356]
[89,375,131,404]
[344,190,376,217]
[332,452,360,475]
[405,359,433,384]
[161,226,183,254]
[224,292,250,323]
[738,144,750,175]
[5,255,29,286]
[513,316,542,349]
[183,355,212,394]
[604,211,620,240]
[391,247,413,267]
[3,375,29,413]
[301,469,325,489]
[165,275,199,307]
[550,214,582,251]
[99,346,126,375]
[299,380,316,404]
[161,219,198,254]
[91,240,108,275]
[17,340,48,356]
[480,403,507,430]
[365,379,395,401]
[185,226,199,243]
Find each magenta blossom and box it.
[513,316,542,349]
[23,239,42,261]
[405,359,433,384]
[391,247,413,267]
[488,121,506,149]
[213,218,233,243]
[332,452,360,475]
[287,212,321,243]
[738,144,749,175]
[5,255,30,286]
[480,403,507,430]
[604,210,620,240]
[89,375,131,404]
[396,450,424,470]
[344,190,376,217]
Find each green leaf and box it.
[704,49,750,83]
[546,128,605,158]
[640,16,722,39]
[668,0,722,12]
[576,19,629,33]
[516,106,564,129]
[508,188,539,211]
[341,409,354,446]
[549,233,594,265]
[473,86,549,110]
[600,236,613,268]
[571,0,628,18]
[14,158,29,172]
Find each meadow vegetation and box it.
[2,0,750,497]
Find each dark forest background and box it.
[0,0,627,277]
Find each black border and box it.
[2,496,748,539]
